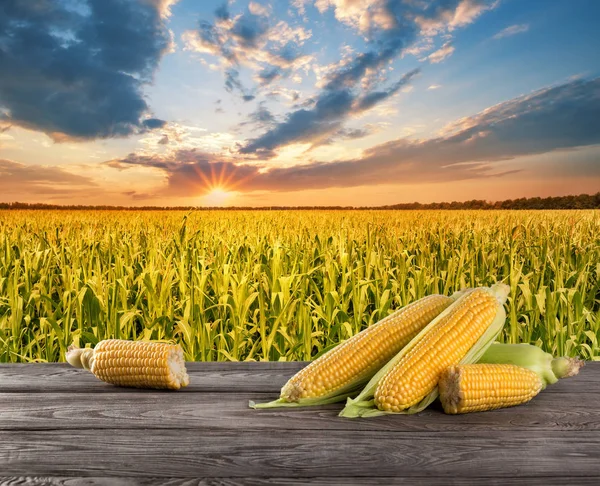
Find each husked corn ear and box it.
[279,294,453,403]
[374,288,498,412]
[439,364,543,414]
[66,339,189,390]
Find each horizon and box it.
[1,0,599,207]
[2,191,598,210]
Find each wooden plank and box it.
[0,391,598,432]
[0,363,304,394]
[1,362,597,394]
[1,429,598,478]
[2,477,600,486]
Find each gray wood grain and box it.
[0,391,598,432]
[0,363,305,394]
[1,429,599,478]
[1,362,598,482]
[3,477,600,486]
[0,362,596,394]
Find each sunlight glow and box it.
[203,187,231,206]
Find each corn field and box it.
[0,210,598,363]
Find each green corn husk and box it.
[478,343,584,387]
[339,283,510,418]
[249,387,363,409]
[250,292,466,409]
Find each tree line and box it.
[1,192,599,210]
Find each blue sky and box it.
[0,0,599,206]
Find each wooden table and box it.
[0,362,598,485]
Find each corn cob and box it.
[340,283,509,418]
[66,339,189,390]
[252,294,454,408]
[435,342,585,414]
[439,363,543,414]
[374,288,500,412]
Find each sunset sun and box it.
[203,187,231,206]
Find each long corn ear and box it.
[339,283,509,418]
[439,363,543,414]
[478,342,584,387]
[251,294,454,408]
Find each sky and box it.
[0,0,599,207]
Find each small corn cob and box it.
[66,339,189,390]
[436,342,585,414]
[374,288,500,412]
[439,364,543,414]
[252,294,454,408]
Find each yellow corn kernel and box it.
[439,363,543,414]
[66,339,189,390]
[280,294,453,402]
[374,288,498,412]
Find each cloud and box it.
[0,158,96,195]
[336,127,372,140]
[240,65,419,155]
[493,24,529,40]
[105,150,256,196]
[0,0,174,141]
[248,2,270,17]
[224,69,255,100]
[314,126,376,147]
[142,0,179,19]
[415,0,497,35]
[239,1,496,156]
[315,0,398,34]
[214,3,230,20]
[426,42,455,63]
[109,77,600,195]
[354,69,421,111]
[256,67,283,86]
[428,84,442,90]
[239,102,277,129]
[292,0,312,17]
[318,0,424,93]
[240,88,356,156]
[316,1,494,88]
[135,122,240,156]
[240,69,419,158]
[230,8,270,48]
[182,3,313,96]
[0,124,13,147]
[143,119,169,129]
